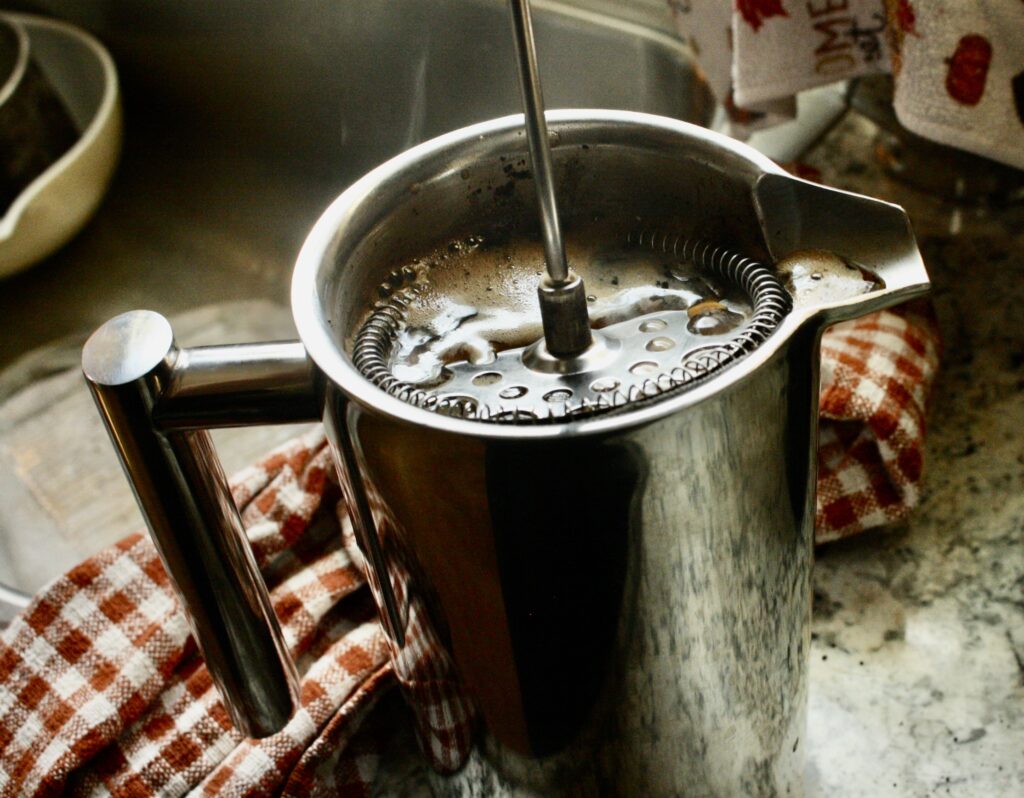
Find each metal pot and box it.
[83,110,929,796]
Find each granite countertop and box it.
[800,115,1024,796]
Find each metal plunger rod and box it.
[508,0,567,283]
[508,0,593,356]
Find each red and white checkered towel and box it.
[817,301,940,542]
[0,305,940,796]
[0,427,473,798]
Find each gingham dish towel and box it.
[670,1,1024,170]
[0,426,473,798]
[0,305,939,796]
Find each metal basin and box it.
[0,0,713,370]
[0,0,719,615]
[0,0,844,615]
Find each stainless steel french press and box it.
[83,108,928,795]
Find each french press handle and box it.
[82,310,402,738]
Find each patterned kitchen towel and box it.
[0,427,473,798]
[0,305,940,795]
[670,0,1024,170]
[817,300,941,542]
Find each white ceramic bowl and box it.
[0,13,121,278]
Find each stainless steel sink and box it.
[0,0,843,615]
[0,0,718,616]
[0,0,713,370]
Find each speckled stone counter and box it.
[367,114,1024,796]
[801,115,1024,797]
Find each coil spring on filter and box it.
[626,231,792,386]
[353,234,793,422]
[352,287,449,413]
[353,286,489,419]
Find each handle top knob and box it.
[83,310,174,386]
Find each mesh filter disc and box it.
[353,233,791,423]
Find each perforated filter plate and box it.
[352,232,792,423]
